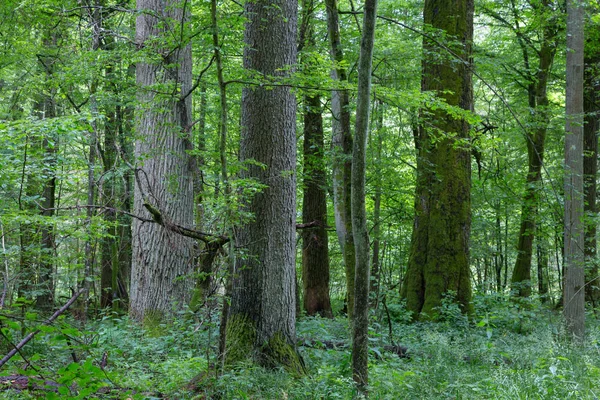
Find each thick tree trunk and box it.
[224,0,303,373]
[401,0,474,318]
[325,0,355,321]
[564,0,585,340]
[302,94,333,318]
[131,0,195,323]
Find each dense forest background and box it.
[0,0,599,398]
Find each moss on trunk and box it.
[224,314,305,375]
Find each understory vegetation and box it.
[2,293,599,399]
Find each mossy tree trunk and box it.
[302,94,333,318]
[299,0,333,319]
[400,0,474,318]
[351,0,377,388]
[130,0,194,323]
[224,0,303,373]
[508,0,557,297]
[325,0,355,321]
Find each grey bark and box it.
[224,0,302,371]
[351,0,377,388]
[584,30,600,305]
[131,0,195,322]
[564,0,585,340]
[325,0,355,321]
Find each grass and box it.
[1,294,600,399]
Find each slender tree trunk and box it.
[131,0,195,323]
[400,0,474,318]
[100,57,123,311]
[564,0,585,340]
[36,32,58,311]
[224,0,303,373]
[510,0,557,297]
[370,100,383,308]
[302,94,333,318]
[325,0,355,321]
[495,207,503,292]
[537,239,549,302]
[351,0,377,388]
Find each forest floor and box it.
[1,293,599,399]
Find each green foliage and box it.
[2,303,600,399]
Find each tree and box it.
[223,0,303,373]
[401,0,474,318]
[584,11,600,305]
[130,0,195,323]
[564,0,585,340]
[351,0,377,387]
[325,0,355,321]
[302,93,333,318]
[506,0,558,297]
[299,0,333,319]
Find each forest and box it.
[0,0,599,398]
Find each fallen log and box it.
[0,288,85,368]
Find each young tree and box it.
[351,0,377,387]
[325,0,355,320]
[564,0,585,340]
[130,0,195,322]
[507,0,558,297]
[224,0,303,372]
[401,0,474,318]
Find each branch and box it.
[295,221,327,230]
[143,202,229,245]
[0,289,85,369]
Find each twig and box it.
[0,289,85,368]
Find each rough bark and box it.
[401,0,474,318]
[351,0,377,388]
[584,28,600,305]
[564,0,585,340]
[131,0,195,323]
[510,0,557,297]
[224,0,303,373]
[302,94,333,318]
[325,0,355,321]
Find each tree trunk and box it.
[351,0,377,388]
[370,100,383,308]
[510,0,556,297]
[224,0,303,373]
[131,0,195,323]
[584,29,600,305]
[36,32,58,311]
[325,0,355,321]
[302,94,333,318]
[400,0,474,318]
[564,0,585,340]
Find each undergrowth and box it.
[1,293,600,399]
